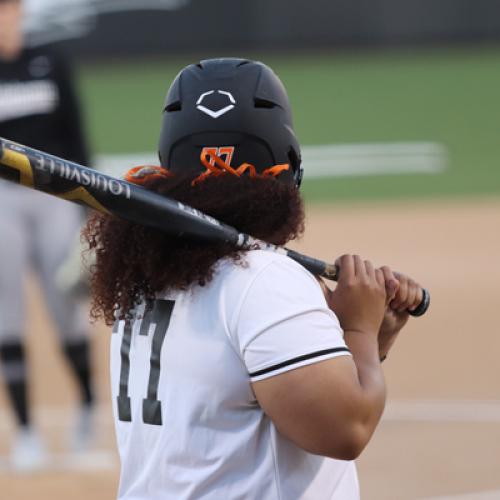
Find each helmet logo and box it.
[201,146,235,165]
[196,90,236,119]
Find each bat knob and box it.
[409,288,430,317]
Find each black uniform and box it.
[0,45,89,163]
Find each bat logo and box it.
[0,147,34,187]
[196,90,236,119]
[0,141,120,214]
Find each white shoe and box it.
[70,404,95,452]
[10,428,48,472]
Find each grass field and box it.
[77,47,500,203]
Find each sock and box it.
[63,339,94,407]
[0,341,30,427]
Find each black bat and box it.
[0,137,430,317]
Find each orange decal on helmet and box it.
[201,146,235,166]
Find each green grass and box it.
[77,48,500,203]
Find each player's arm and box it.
[253,255,388,461]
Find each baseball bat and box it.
[0,137,430,317]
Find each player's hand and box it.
[326,255,387,336]
[378,267,423,360]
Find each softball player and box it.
[0,0,94,469]
[84,58,423,499]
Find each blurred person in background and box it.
[0,0,95,470]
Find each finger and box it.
[335,254,355,281]
[408,282,424,312]
[402,279,418,312]
[409,287,429,316]
[364,259,375,279]
[391,274,409,311]
[381,265,399,302]
[353,255,365,278]
[375,268,385,288]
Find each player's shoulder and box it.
[215,250,331,336]
[216,249,320,297]
[247,248,303,269]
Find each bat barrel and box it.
[0,137,241,244]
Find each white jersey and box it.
[110,250,358,500]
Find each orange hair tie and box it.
[235,163,257,177]
[124,165,172,185]
[192,150,290,186]
[200,150,241,176]
[262,164,290,177]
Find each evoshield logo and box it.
[196,90,236,119]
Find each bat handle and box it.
[285,249,430,317]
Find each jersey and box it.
[110,250,359,500]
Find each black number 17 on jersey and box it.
[113,299,175,426]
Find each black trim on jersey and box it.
[249,347,350,378]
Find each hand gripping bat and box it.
[0,137,430,317]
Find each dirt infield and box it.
[0,197,498,500]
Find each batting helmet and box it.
[158,58,303,187]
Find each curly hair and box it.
[82,172,305,325]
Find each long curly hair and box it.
[82,172,305,325]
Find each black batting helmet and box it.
[158,58,303,187]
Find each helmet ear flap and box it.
[296,168,304,188]
[288,147,302,187]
